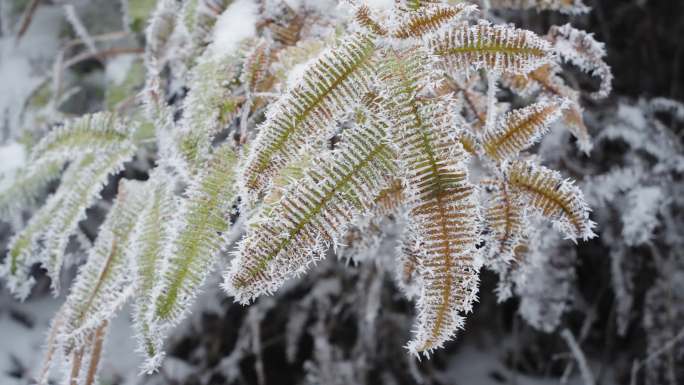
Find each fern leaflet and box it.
[239,33,377,201]
[225,119,397,303]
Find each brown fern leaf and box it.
[503,64,592,153]
[354,5,387,36]
[443,76,487,129]
[392,4,474,40]
[484,181,526,262]
[432,22,553,75]
[527,67,591,152]
[264,4,303,46]
[504,64,575,101]
[241,38,272,94]
[458,129,480,155]
[562,104,591,153]
[547,24,612,99]
[381,51,480,355]
[483,99,566,161]
[507,160,595,240]
[396,238,421,298]
[374,178,405,215]
[83,321,108,385]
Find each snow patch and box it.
[0,142,27,193]
[209,0,259,58]
[622,186,664,246]
[106,54,137,85]
[364,0,395,10]
[0,6,62,136]
[0,142,26,175]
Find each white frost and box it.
[209,0,259,58]
[622,186,664,246]
[106,54,137,85]
[0,142,26,175]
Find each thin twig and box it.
[62,47,144,69]
[63,4,97,54]
[561,329,596,385]
[484,72,499,134]
[15,0,41,43]
[629,319,684,383]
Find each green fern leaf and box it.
[2,148,134,298]
[0,160,63,218]
[129,174,177,369]
[60,179,149,351]
[2,165,78,300]
[239,33,377,201]
[153,143,238,321]
[225,119,397,303]
[177,51,244,171]
[41,147,136,293]
[29,112,132,165]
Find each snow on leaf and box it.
[432,22,553,75]
[225,119,396,303]
[239,33,377,203]
[507,159,595,241]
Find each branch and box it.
[14,0,40,44]
[561,329,596,385]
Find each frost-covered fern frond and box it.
[3,147,135,298]
[128,174,177,369]
[29,112,133,165]
[184,0,235,56]
[226,118,396,303]
[353,5,387,36]
[502,63,592,152]
[144,0,178,68]
[59,179,149,352]
[153,143,238,323]
[391,3,475,40]
[0,160,63,218]
[0,0,610,375]
[176,51,243,171]
[40,148,136,293]
[432,22,553,75]
[507,160,595,240]
[547,24,612,99]
[241,39,272,96]
[373,178,405,215]
[60,319,109,385]
[381,51,480,355]
[483,99,566,161]
[483,180,527,265]
[0,112,133,220]
[240,33,377,201]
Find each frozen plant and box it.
[0,0,612,383]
